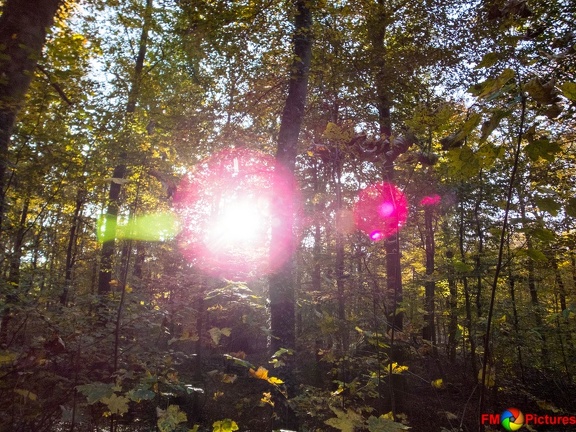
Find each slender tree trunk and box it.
[458,190,477,379]
[0,0,63,230]
[269,0,313,352]
[447,265,458,363]
[473,178,484,319]
[334,157,349,351]
[98,0,152,296]
[61,189,85,305]
[422,205,436,344]
[518,194,548,366]
[551,256,571,378]
[0,197,28,345]
[311,164,322,294]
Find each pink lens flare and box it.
[420,194,441,206]
[353,182,408,241]
[173,148,298,280]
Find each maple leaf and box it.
[101,394,129,416]
[212,419,239,432]
[324,407,363,432]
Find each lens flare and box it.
[173,148,297,280]
[420,194,441,206]
[353,182,408,241]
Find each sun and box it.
[204,195,270,253]
[173,148,297,280]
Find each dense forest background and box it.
[1,0,576,431]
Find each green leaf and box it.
[524,138,562,162]
[101,394,130,416]
[477,143,504,168]
[468,68,515,99]
[531,227,556,242]
[157,405,188,432]
[565,197,576,218]
[480,110,507,142]
[325,408,363,432]
[475,52,500,69]
[534,196,561,216]
[223,354,254,369]
[212,419,239,432]
[126,387,156,402]
[560,81,576,102]
[76,382,115,405]
[271,347,294,358]
[367,415,411,431]
[526,249,547,261]
[453,260,473,273]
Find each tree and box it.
[0,0,65,229]
[269,0,314,352]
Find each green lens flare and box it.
[97,212,180,242]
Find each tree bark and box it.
[269,0,313,352]
[0,0,63,231]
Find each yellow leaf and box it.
[14,389,37,401]
[212,419,239,432]
[332,386,344,396]
[213,391,224,401]
[389,362,409,374]
[249,366,269,380]
[381,411,395,420]
[432,378,444,389]
[267,376,284,385]
[261,392,274,407]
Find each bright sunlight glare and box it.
[174,148,297,280]
[204,196,269,251]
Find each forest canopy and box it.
[0,0,575,431]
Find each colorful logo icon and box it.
[501,408,525,431]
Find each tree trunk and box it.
[269,1,312,429]
[0,0,63,230]
[368,1,407,332]
[61,188,84,305]
[269,0,313,352]
[0,197,29,345]
[98,0,152,296]
[518,194,548,366]
[422,205,436,344]
[459,189,477,379]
